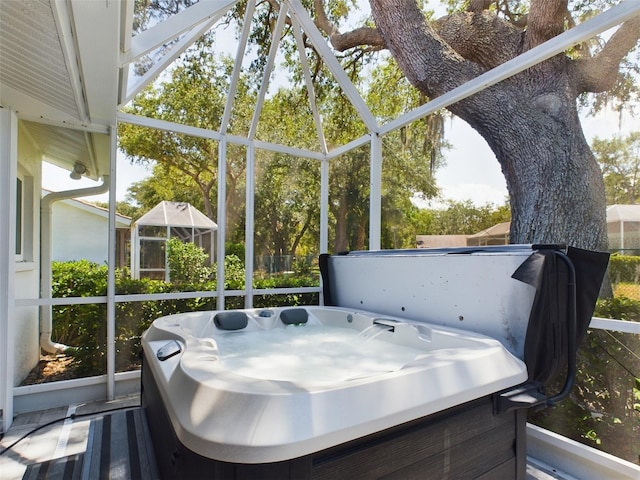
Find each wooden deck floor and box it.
[1,395,571,480]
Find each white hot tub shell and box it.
[142,306,527,472]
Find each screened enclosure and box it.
[1,0,640,472]
[607,204,640,254]
[131,201,217,280]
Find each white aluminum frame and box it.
[0,109,18,433]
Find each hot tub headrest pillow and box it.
[214,311,248,330]
[280,308,308,325]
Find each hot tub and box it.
[142,245,609,479]
[142,305,528,479]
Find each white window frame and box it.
[15,172,34,266]
[15,177,22,260]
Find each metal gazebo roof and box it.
[134,201,217,230]
[606,204,640,224]
[606,204,640,251]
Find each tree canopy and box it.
[592,132,640,205]
[119,37,445,253]
[126,0,640,255]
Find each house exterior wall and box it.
[51,201,112,264]
[14,124,42,386]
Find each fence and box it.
[254,254,317,275]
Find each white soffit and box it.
[0,0,80,120]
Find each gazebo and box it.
[131,201,217,280]
[607,204,640,254]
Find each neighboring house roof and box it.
[421,206,640,248]
[134,201,217,229]
[467,221,511,241]
[42,190,131,228]
[416,235,468,248]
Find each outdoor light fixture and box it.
[70,162,87,180]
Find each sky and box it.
[429,108,640,208]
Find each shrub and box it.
[213,254,245,289]
[225,242,245,260]
[166,238,213,284]
[51,260,108,348]
[608,255,640,284]
[531,296,640,464]
[594,296,640,322]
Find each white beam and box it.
[118,0,135,106]
[249,3,289,139]
[369,133,382,250]
[216,138,227,311]
[122,18,218,106]
[286,0,379,132]
[117,112,222,140]
[220,0,256,135]
[590,317,640,335]
[251,139,325,160]
[106,126,117,400]
[118,112,326,160]
[120,0,135,54]
[51,0,89,122]
[292,17,328,154]
[14,114,109,135]
[121,0,239,65]
[320,159,329,254]
[326,133,371,160]
[244,142,256,308]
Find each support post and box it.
[107,125,117,400]
[0,108,17,432]
[320,158,329,255]
[244,142,255,308]
[216,138,227,311]
[369,133,382,250]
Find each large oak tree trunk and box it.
[365,0,639,251]
[454,65,609,249]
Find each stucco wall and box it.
[14,127,42,385]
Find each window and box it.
[15,174,33,263]
[16,177,22,256]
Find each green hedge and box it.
[608,255,640,283]
[594,296,640,322]
[51,259,319,376]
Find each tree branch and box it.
[313,0,384,51]
[523,0,569,51]
[432,12,523,70]
[468,0,492,13]
[315,0,521,71]
[574,14,640,93]
[369,0,477,99]
[500,0,528,28]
